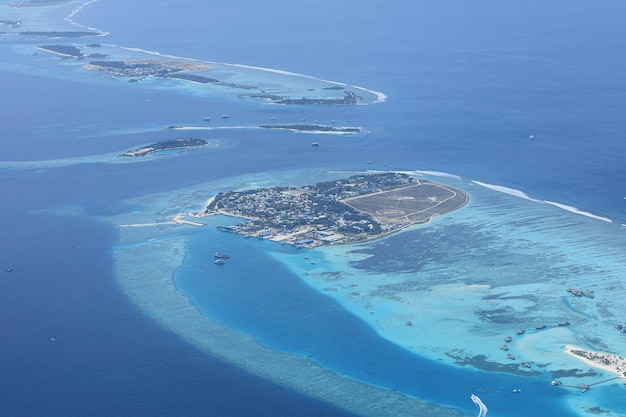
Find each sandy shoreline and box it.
[565,344,626,377]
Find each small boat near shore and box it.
[214,252,231,259]
[214,259,225,265]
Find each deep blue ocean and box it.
[1,0,625,416]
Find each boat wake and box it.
[472,180,613,223]
[470,394,488,417]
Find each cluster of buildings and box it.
[206,173,415,246]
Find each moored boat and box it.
[215,252,231,259]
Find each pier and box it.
[552,376,626,392]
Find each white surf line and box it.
[97,47,387,104]
[112,45,204,63]
[65,0,109,36]
[472,180,613,223]
[411,170,463,181]
[544,201,612,223]
[471,180,540,202]
[226,62,387,104]
[62,4,387,104]
[470,394,488,417]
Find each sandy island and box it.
[566,345,626,377]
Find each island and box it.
[205,173,468,247]
[0,19,22,28]
[165,73,256,90]
[259,124,362,134]
[18,31,99,38]
[119,138,207,157]
[567,345,626,377]
[84,60,255,88]
[241,90,361,105]
[37,44,83,58]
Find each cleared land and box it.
[342,182,468,226]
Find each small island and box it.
[567,345,626,377]
[37,44,83,58]
[259,124,362,134]
[120,138,207,157]
[19,30,99,38]
[241,90,361,105]
[205,173,468,247]
[0,19,22,28]
[85,60,254,88]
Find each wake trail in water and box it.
[470,394,488,417]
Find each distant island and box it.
[0,19,22,28]
[259,124,362,134]
[241,90,361,105]
[35,44,108,59]
[85,60,254,88]
[19,31,99,38]
[10,0,73,7]
[205,173,468,247]
[120,138,207,157]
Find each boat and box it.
[551,380,562,386]
[204,117,211,121]
[558,321,571,326]
[512,389,522,393]
[221,114,230,119]
[214,259,225,265]
[214,252,231,259]
[507,353,516,360]
[535,324,547,330]
[516,329,526,335]
[310,141,320,147]
[504,336,512,342]
[501,344,509,351]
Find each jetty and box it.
[552,376,625,392]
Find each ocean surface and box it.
[1,1,625,416]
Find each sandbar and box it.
[566,345,626,377]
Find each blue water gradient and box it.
[177,225,573,416]
[2,0,626,416]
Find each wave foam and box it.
[412,170,462,181]
[473,181,613,223]
[227,63,387,104]
[544,201,612,223]
[66,0,109,36]
[471,180,539,201]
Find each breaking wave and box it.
[472,180,612,223]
